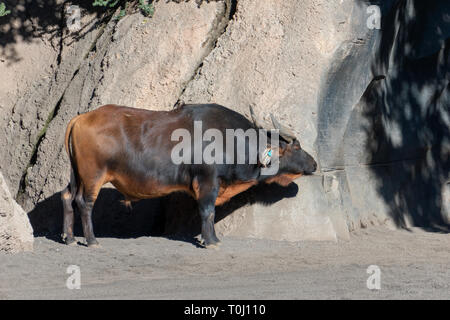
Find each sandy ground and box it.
[0,226,449,300]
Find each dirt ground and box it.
[0,226,449,300]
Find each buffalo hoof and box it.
[213,240,222,247]
[87,239,101,248]
[63,236,77,246]
[65,239,77,247]
[205,243,220,250]
[66,239,77,246]
[200,237,221,249]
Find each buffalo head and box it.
[250,106,317,185]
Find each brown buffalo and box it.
[61,104,317,248]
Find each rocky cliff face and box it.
[0,0,448,250]
[0,172,33,252]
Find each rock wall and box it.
[317,0,450,232]
[0,0,448,248]
[0,172,33,252]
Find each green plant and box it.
[92,0,154,19]
[0,2,11,17]
[93,0,121,7]
[115,7,127,20]
[138,0,154,17]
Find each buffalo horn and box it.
[249,105,265,129]
[270,113,296,143]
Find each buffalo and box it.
[61,103,317,248]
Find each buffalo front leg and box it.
[194,177,221,248]
[198,197,221,248]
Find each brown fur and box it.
[265,173,303,187]
[216,180,258,206]
[64,105,187,205]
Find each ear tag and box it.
[260,148,273,167]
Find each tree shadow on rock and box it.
[0,0,107,65]
[357,0,450,231]
[0,0,232,65]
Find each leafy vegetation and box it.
[138,0,154,17]
[0,2,10,17]
[93,0,154,20]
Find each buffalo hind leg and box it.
[75,187,100,248]
[61,186,76,245]
[194,176,221,248]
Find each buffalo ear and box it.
[270,114,297,144]
[278,143,288,157]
